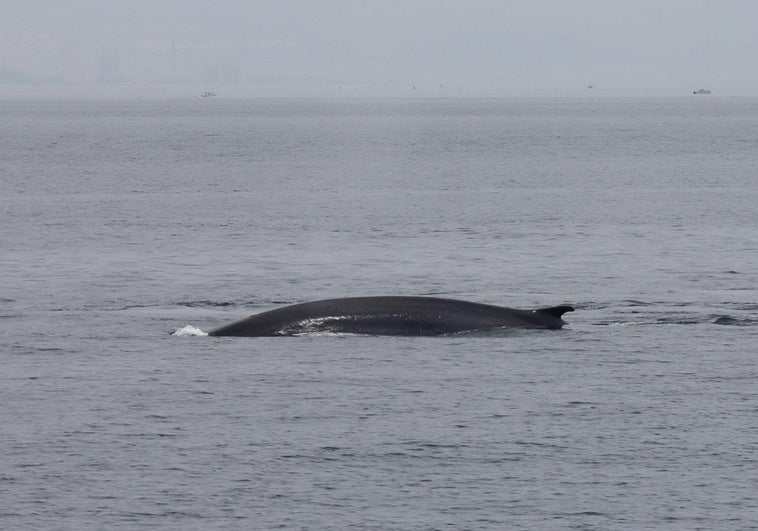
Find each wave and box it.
[711,315,757,326]
[594,313,758,327]
[175,300,237,308]
[174,298,299,308]
[581,299,757,327]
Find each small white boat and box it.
[692,89,711,95]
[200,91,216,98]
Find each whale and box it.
[208,296,573,337]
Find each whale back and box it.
[209,297,574,336]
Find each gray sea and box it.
[2,96,757,530]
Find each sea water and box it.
[2,97,757,529]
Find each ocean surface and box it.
[2,96,757,530]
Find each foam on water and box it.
[172,325,208,337]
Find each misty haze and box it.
[2,0,757,96]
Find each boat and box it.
[200,91,216,97]
[692,89,711,95]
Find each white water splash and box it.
[172,325,208,337]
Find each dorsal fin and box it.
[536,305,574,318]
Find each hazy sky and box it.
[2,0,757,96]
